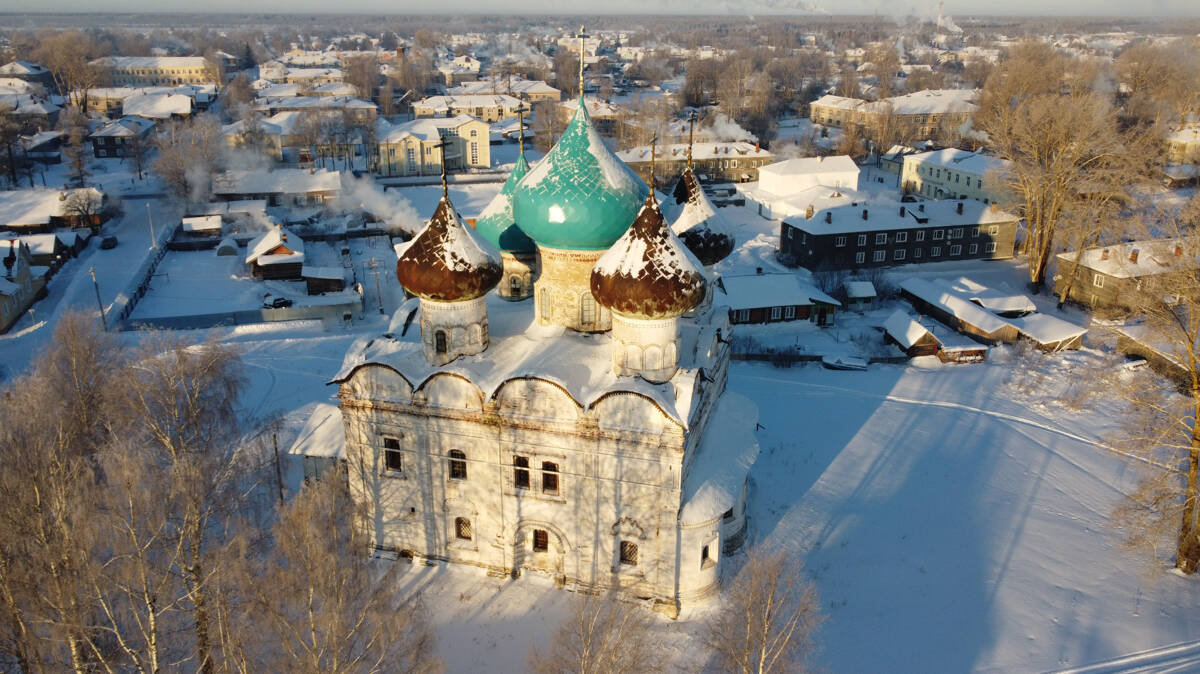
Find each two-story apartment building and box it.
[1054,238,1199,315]
[375,115,491,177]
[448,77,562,104]
[90,116,156,159]
[91,56,217,87]
[252,96,377,124]
[615,141,775,187]
[1166,125,1200,165]
[779,199,1018,270]
[901,148,1010,203]
[412,94,524,122]
[810,89,979,142]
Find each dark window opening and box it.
[533,529,549,552]
[514,455,530,489]
[542,461,559,494]
[455,517,472,540]
[434,330,447,353]
[701,545,711,566]
[384,448,403,473]
[448,449,467,480]
[620,540,638,566]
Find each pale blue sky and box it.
[2,0,1197,16]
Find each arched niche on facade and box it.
[341,364,413,402]
[590,390,674,434]
[493,376,582,422]
[415,372,485,410]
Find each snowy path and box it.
[1052,639,1200,673]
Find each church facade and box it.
[328,97,755,616]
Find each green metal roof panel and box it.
[512,99,647,251]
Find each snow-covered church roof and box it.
[329,293,729,430]
[669,167,734,266]
[395,195,502,302]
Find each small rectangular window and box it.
[894,249,906,261]
[532,529,549,552]
[1093,274,1104,288]
[855,251,865,264]
[857,234,867,246]
[875,233,887,245]
[542,461,559,494]
[969,243,978,255]
[701,545,711,568]
[895,231,908,243]
[455,517,472,540]
[915,230,925,242]
[736,309,750,322]
[784,306,795,319]
[971,226,980,237]
[950,244,962,256]
[770,306,781,320]
[913,247,923,258]
[873,250,886,262]
[988,225,999,235]
[619,541,638,566]
[984,242,996,253]
[932,230,944,240]
[931,246,941,257]
[835,235,847,247]
[514,456,530,489]
[448,450,467,480]
[952,228,964,239]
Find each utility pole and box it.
[145,202,156,249]
[89,266,107,331]
[369,257,384,314]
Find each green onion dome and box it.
[512,98,648,251]
[473,151,535,254]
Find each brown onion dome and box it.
[395,195,502,302]
[669,167,734,266]
[590,196,706,320]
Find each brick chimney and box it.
[1175,245,1184,256]
[899,206,906,217]
[861,209,868,220]
[1101,248,1109,260]
[824,211,832,224]
[956,201,963,215]
[805,204,814,219]
[1129,248,1139,263]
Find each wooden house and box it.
[302,265,347,294]
[245,226,305,280]
[1054,238,1199,317]
[899,277,1019,344]
[718,270,840,327]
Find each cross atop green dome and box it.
[512,98,648,251]
[474,150,534,254]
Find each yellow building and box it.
[91,56,217,87]
[376,115,491,177]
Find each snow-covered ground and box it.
[7,173,1200,671]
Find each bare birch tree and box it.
[1105,208,1200,573]
[232,477,439,673]
[704,549,823,674]
[528,592,663,674]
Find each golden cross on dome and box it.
[515,102,528,157]
[577,25,589,98]
[687,111,697,169]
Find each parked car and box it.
[100,236,118,249]
[264,296,293,309]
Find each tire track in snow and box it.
[1050,638,1200,673]
[737,373,1170,470]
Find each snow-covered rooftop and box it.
[1057,238,1200,279]
[380,114,481,143]
[679,391,759,525]
[122,92,192,119]
[717,272,840,311]
[287,402,346,460]
[883,309,933,350]
[331,293,729,430]
[904,148,1009,176]
[245,226,305,266]
[213,169,341,197]
[616,141,771,164]
[787,199,1017,236]
[94,56,210,69]
[181,215,222,233]
[0,189,104,228]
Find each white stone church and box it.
[326,97,756,616]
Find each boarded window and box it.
[542,461,559,494]
[455,517,472,540]
[514,456,530,489]
[448,449,467,480]
[619,540,638,566]
[532,529,549,552]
